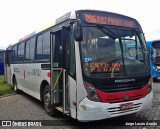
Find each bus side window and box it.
[25,38,35,62]
[43,31,50,60]
[12,45,17,63]
[35,34,43,60]
[6,50,11,66]
[18,42,25,62]
[53,31,63,67]
[35,31,50,61]
[25,40,31,61]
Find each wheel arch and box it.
[40,80,50,101]
[12,74,16,85]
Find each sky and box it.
[0,0,160,49]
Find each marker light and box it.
[147,78,152,94]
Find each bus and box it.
[4,47,12,84]
[147,40,160,81]
[0,50,5,75]
[5,10,152,121]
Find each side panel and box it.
[74,41,87,117]
[11,63,50,100]
[24,64,41,94]
[16,64,24,89]
[7,66,11,84]
[68,76,77,118]
[11,64,22,86]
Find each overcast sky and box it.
[0,0,160,49]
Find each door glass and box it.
[53,31,63,67]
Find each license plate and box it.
[120,103,133,110]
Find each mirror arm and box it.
[69,18,81,24]
[73,20,83,41]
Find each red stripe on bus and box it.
[96,85,148,103]
[47,72,51,78]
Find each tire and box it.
[43,85,58,116]
[13,77,21,94]
[153,78,157,82]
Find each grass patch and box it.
[0,76,13,96]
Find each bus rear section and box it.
[147,40,160,81]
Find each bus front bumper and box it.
[77,90,153,121]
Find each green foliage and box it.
[0,76,13,96]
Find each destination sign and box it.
[89,63,121,73]
[82,12,138,28]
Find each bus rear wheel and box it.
[43,85,58,116]
[13,77,21,94]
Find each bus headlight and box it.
[83,82,101,102]
[147,79,152,94]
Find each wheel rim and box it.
[44,92,51,112]
[13,79,17,91]
[14,85,17,91]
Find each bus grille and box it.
[107,103,142,116]
[97,82,146,93]
[96,85,148,103]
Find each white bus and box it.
[5,10,153,121]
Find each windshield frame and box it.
[152,41,160,65]
[78,24,150,79]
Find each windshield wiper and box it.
[97,25,125,52]
[96,24,126,76]
[96,24,117,39]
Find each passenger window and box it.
[36,35,43,60]
[35,31,50,61]
[18,42,25,62]
[30,38,35,60]
[12,46,17,63]
[25,38,35,61]
[25,40,30,60]
[43,31,50,56]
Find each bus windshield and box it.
[80,26,150,78]
[152,41,160,64]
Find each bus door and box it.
[50,27,70,114]
[4,50,12,84]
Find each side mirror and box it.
[73,22,83,41]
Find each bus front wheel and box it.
[43,85,58,116]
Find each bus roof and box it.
[12,9,141,47]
